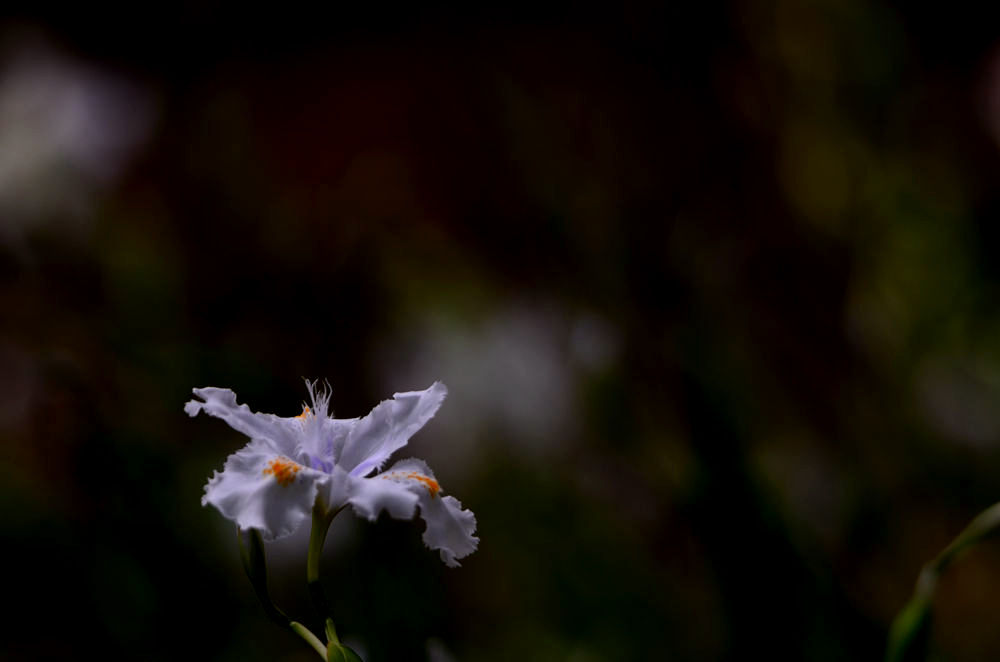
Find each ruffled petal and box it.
[186,387,301,456]
[338,382,447,477]
[420,494,478,568]
[344,471,419,521]
[371,458,478,567]
[202,438,327,540]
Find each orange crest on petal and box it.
[262,458,301,486]
[382,471,441,498]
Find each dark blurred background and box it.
[4,2,1000,660]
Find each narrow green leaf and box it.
[237,527,288,627]
[290,621,329,659]
[885,595,931,662]
[884,500,1000,661]
[237,527,328,659]
[327,642,364,662]
[340,645,364,662]
[325,618,340,645]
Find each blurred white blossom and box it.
[0,37,155,239]
[379,304,621,475]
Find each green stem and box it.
[928,501,1000,575]
[307,502,344,621]
[886,501,1000,662]
[290,621,328,659]
[325,618,340,646]
[237,527,328,659]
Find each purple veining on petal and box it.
[309,455,334,473]
[349,459,377,478]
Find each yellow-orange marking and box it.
[262,458,301,486]
[295,406,311,420]
[382,471,440,498]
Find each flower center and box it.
[382,471,441,498]
[295,406,311,420]
[263,457,301,486]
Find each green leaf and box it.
[327,642,364,662]
[325,618,339,645]
[341,645,364,662]
[884,501,1000,661]
[885,595,931,662]
[237,527,288,626]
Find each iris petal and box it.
[368,458,479,567]
[186,388,300,456]
[202,438,328,540]
[345,472,419,521]
[338,382,448,477]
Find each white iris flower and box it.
[186,381,478,567]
